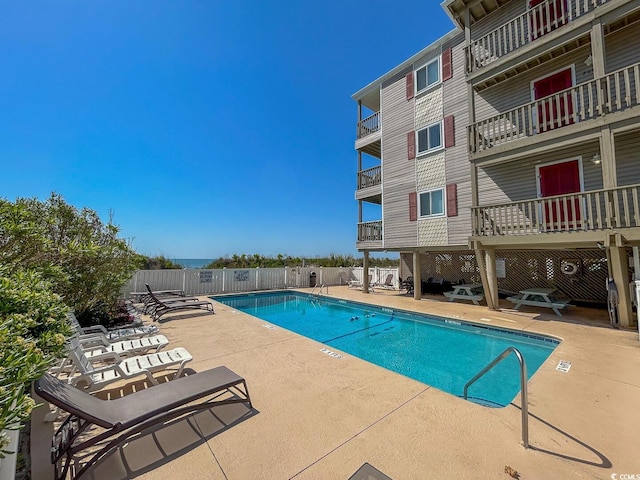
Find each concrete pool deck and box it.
[31,287,640,479]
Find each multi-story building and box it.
[353,0,640,327]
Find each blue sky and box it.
[0,1,454,259]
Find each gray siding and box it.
[443,32,471,245]
[615,130,640,187]
[605,24,640,73]
[477,140,602,206]
[470,0,525,41]
[474,45,593,122]
[381,67,417,249]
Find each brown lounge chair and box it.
[35,367,253,480]
[144,283,214,321]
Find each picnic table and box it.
[443,284,484,305]
[507,287,571,317]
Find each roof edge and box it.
[351,27,462,101]
[441,0,464,29]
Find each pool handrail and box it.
[463,346,529,449]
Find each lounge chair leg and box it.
[145,371,160,385]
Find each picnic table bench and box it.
[507,287,571,317]
[443,284,485,305]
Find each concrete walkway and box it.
[31,287,640,479]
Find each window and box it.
[417,122,443,154]
[415,58,440,93]
[419,188,445,217]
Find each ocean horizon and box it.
[171,258,214,269]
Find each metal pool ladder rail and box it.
[463,346,529,448]
[310,284,327,296]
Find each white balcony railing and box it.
[466,0,608,72]
[472,184,640,237]
[356,112,380,139]
[357,165,381,190]
[469,61,640,153]
[358,221,383,242]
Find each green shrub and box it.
[0,193,140,319]
[0,193,139,456]
[0,268,72,457]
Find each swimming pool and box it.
[214,291,559,407]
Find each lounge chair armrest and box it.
[73,361,127,379]
[80,325,109,335]
[79,336,109,348]
[78,332,108,341]
[86,350,124,364]
[69,363,129,388]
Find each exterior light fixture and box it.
[591,153,601,165]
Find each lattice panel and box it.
[415,87,443,129]
[416,152,446,190]
[402,249,626,304]
[418,217,447,246]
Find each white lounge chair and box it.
[69,312,159,342]
[61,337,192,392]
[51,333,170,376]
[374,273,395,290]
[82,334,169,359]
[348,275,374,291]
[76,330,169,357]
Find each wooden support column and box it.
[592,18,613,184]
[474,245,497,310]
[469,160,480,235]
[590,19,605,79]
[464,8,471,73]
[485,249,499,310]
[363,250,370,294]
[609,243,632,327]
[599,125,617,189]
[413,252,422,300]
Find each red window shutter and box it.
[444,115,455,148]
[407,131,416,160]
[446,183,458,217]
[442,48,453,81]
[406,72,414,100]
[409,192,418,221]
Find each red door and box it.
[529,0,568,39]
[534,68,574,133]
[539,160,581,230]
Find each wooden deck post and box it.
[363,250,370,294]
[609,241,633,328]
[485,248,499,310]
[413,252,422,300]
[475,245,497,310]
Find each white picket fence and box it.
[122,266,400,298]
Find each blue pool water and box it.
[214,291,559,407]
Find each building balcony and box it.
[356,112,380,139]
[468,61,640,156]
[471,184,640,240]
[355,112,382,157]
[466,0,609,75]
[357,165,381,190]
[357,221,383,246]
